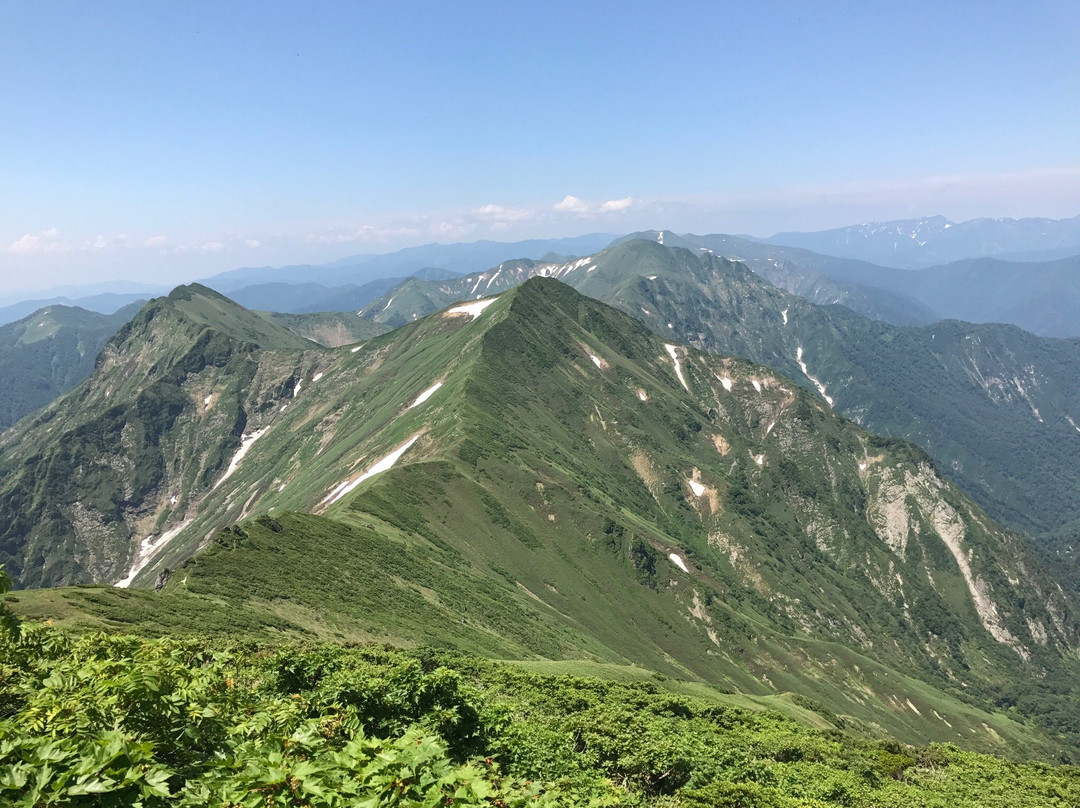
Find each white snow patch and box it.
[668,552,689,573]
[1067,415,1080,434]
[752,379,762,393]
[688,479,705,497]
[114,519,192,588]
[586,265,597,272]
[647,275,658,280]
[468,276,484,297]
[203,394,213,408]
[293,379,302,397]
[382,297,394,312]
[278,483,286,493]
[667,323,674,329]
[170,495,178,506]
[718,375,732,392]
[215,428,269,489]
[753,454,764,466]
[322,435,420,507]
[589,354,603,369]
[641,307,651,315]
[859,462,867,471]
[408,382,443,409]
[1013,378,1043,421]
[765,421,776,436]
[664,344,690,391]
[351,344,363,353]
[657,231,665,245]
[781,309,788,325]
[312,372,324,383]
[447,296,498,320]
[637,389,648,402]
[486,268,502,288]
[796,346,833,406]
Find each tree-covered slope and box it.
[0,302,143,431]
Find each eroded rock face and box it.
[863,461,1038,658]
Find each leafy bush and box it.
[3,628,1080,806]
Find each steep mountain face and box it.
[0,285,319,587]
[765,214,1080,269]
[0,302,144,431]
[0,303,382,450]
[363,241,1080,558]
[8,277,1080,758]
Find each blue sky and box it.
[1,1,1078,292]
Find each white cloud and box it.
[144,235,167,247]
[554,195,590,214]
[199,241,225,252]
[473,204,532,223]
[244,239,261,248]
[599,196,634,213]
[89,235,109,250]
[8,228,65,254]
[553,195,635,217]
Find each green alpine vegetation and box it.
[5,277,1080,766]
[361,239,1080,577]
[0,302,144,431]
[3,621,1080,806]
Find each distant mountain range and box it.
[200,234,617,293]
[0,292,159,327]
[765,214,1080,268]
